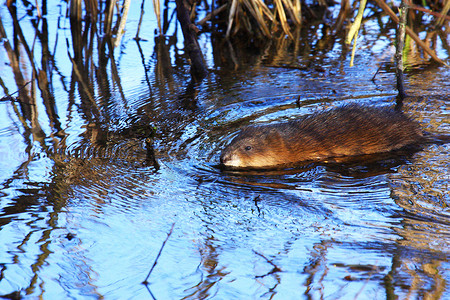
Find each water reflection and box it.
[0,0,449,299]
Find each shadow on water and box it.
[0,0,449,299]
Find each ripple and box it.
[1,5,449,299]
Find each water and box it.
[0,1,449,299]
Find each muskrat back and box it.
[220,104,427,169]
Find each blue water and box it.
[0,1,449,299]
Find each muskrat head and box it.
[220,126,287,169]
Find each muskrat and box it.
[220,104,445,169]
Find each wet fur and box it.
[220,104,429,169]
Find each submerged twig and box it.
[253,195,262,215]
[142,222,176,284]
[143,284,157,300]
[253,250,282,278]
[371,65,382,82]
[0,81,32,102]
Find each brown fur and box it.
[220,104,426,168]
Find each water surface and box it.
[0,1,449,299]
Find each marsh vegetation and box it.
[0,0,449,299]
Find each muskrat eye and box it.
[245,146,252,151]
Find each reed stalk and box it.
[274,0,293,39]
[436,0,450,26]
[114,0,131,47]
[396,1,407,101]
[373,0,448,66]
[153,0,162,34]
[346,0,367,67]
[136,0,146,39]
[69,0,82,21]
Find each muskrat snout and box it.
[220,132,274,168]
[220,149,237,167]
[219,152,227,165]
